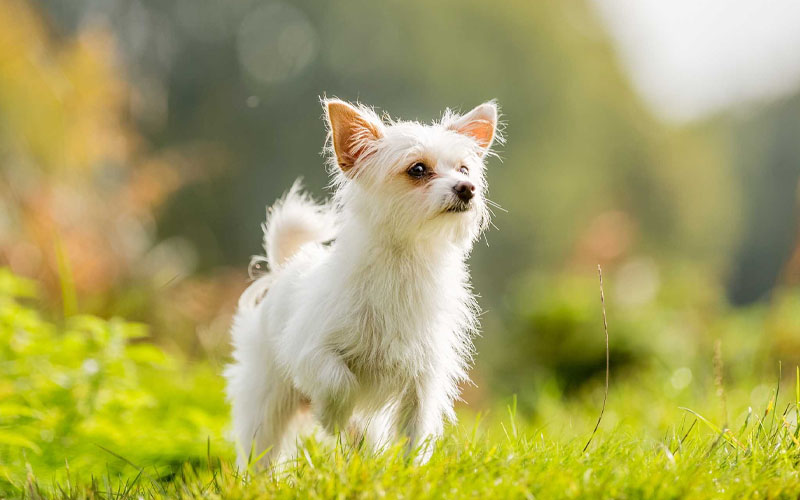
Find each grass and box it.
[12,358,800,499]
[6,267,800,498]
[16,386,800,499]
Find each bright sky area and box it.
[592,0,800,123]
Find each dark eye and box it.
[408,162,427,177]
[459,166,469,175]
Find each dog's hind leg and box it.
[226,312,299,470]
[255,380,301,469]
[351,406,395,454]
[229,370,299,470]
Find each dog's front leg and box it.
[397,378,446,464]
[294,349,358,435]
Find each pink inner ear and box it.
[457,120,495,149]
[327,101,383,171]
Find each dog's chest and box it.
[341,265,442,379]
[347,301,427,370]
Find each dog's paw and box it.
[313,369,358,434]
[315,397,352,435]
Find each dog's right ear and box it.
[325,99,384,172]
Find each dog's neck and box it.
[331,209,473,349]
[336,209,468,269]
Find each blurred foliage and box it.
[726,95,800,304]
[0,268,228,486]
[0,0,242,355]
[1,0,151,293]
[481,259,800,412]
[0,0,797,439]
[14,0,750,388]
[29,0,740,286]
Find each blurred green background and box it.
[3,0,800,480]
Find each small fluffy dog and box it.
[225,98,500,468]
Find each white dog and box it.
[225,98,500,468]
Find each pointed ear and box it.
[325,99,384,171]
[449,102,498,155]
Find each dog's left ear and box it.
[449,102,498,156]
[325,99,384,172]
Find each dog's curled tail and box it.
[242,181,335,310]
[259,179,337,272]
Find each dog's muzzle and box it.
[445,181,476,213]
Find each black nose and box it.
[454,181,476,202]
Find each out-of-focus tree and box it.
[726,95,800,304]
[0,1,144,297]
[21,0,800,400]
[22,0,750,382]
[0,1,239,354]
[33,0,737,278]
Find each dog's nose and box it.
[453,181,476,202]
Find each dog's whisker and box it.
[486,198,507,212]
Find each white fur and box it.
[225,99,500,469]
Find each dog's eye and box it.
[408,162,427,178]
[459,166,469,175]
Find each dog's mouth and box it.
[445,201,471,213]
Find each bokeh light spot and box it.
[236,3,317,84]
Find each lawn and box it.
[4,268,800,499]
[17,392,800,499]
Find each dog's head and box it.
[324,99,500,245]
